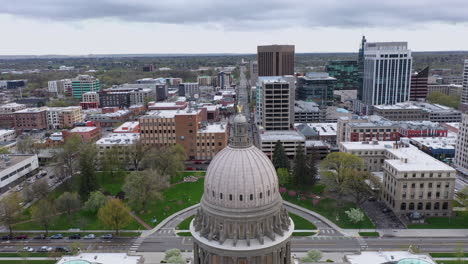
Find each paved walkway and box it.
[343,229,468,237]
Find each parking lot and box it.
[361,200,405,229]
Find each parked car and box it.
[1,235,13,240]
[55,247,70,253]
[23,247,34,252]
[68,234,81,239]
[101,234,113,239]
[368,196,377,202]
[194,161,202,164]
[15,234,28,240]
[185,167,195,171]
[382,208,391,213]
[37,246,53,252]
[33,234,46,239]
[196,167,204,171]
[50,234,63,239]
[83,234,95,239]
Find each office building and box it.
[48,79,71,95]
[72,75,101,99]
[250,60,258,85]
[410,67,429,101]
[257,45,295,76]
[461,59,468,112]
[46,106,84,129]
[80,92,100,109]
[356,41,412,114]
[0,103,26,113]
[260,130,305,159]
[62,126,101,143]
[326,60,359,90]
[357,36,367,101]
[197,76,214,86]
[139,109,229,160]
[296,72,336,106]
[373,102,461,123]
[0,130,15,142]
[340,141,456,217]
[337,115,400,144]
[96,133,140,168]
[410,136,456,160]
[142,64,154,72]
[427,84,463,97]
[178,83,199,98]
[13,107,48,131]
[0,154,39,193]
[294,101,323,123]
[255,76,295,131]
[455,114,468,175]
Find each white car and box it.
[23,247,34,252]
[83,234,95,239]
[37,246,53,252]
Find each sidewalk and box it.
[343,229,468,237]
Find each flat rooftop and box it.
[113,121,139,133]
[70,126,98,133]
[198,123,227,134]
[15,107,48,113]
[298,123,337,136]
[0,154,36,173]
[410,136,456,149]
[345,251,435,264]
[57,253,141,264]
[144,108,200,119]
[260,130,305,142]
[96,133,139,145]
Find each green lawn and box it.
[436,261,466,264]
[0,261,56,264]
[289,213,317,230]
[359,232,380,237]
[170,171,205,184]
[292,232,316,237]
[0,253,50,257]
[430,253,468,258]
[177,215,195,230]
[282,195,374,229]
[176,232,192,236]
[407,212,468,229]
[134,173,206,228]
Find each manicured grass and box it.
[289,213,317,230]
[282,195,374,229]
[171,171,205,184]
[359,232,380,237]
[0,253,50,257]
[176,232,192,237]
[0,261,56,264]
[134,172,206,228]
[436,261,466,264]
[292,232,316,237]
[177,215,195,230]
[407,212,468,229]
[430,253,468,258]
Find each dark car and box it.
[101,234,113,239]
[1,235,13,240]
[68,234,81,239]
[368,196,377,202]
[55,247,70,253]
[382,208,391,213]
[50,234,64,239]
[15,234,28,240]
[185,167,195,171]
[33,234,46,239]
[196,167,204,171]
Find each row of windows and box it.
[209,189,274,201]
[400,202,448,211]
[1,163,32,182]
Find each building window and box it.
[417,202,423,210]
[442,202,448,210]
[250,194,253,201]
[409,203,415,210]
[220,193,223,199]
[239,195,243,201]
[229,194,232,201]
[426,202,431,210]
[434,202,440,210]
[259,192,263,199]
[400,203,406,210]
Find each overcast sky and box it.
[1,0,468,55]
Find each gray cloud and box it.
[1,0,468,29]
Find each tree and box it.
[277,168,290,187]
[320,152,364,201]
[127,139,148,171]
[300,249,322,263]
[427,91,460,108]
[459,186,468,208]
[16,135,39,154]
[0,193,23,236]
[345,171,381,206]
[272,140,289,170]
[292,145,307,187]
[164,249,185,264]
[79,144,99,199]
[0,147,10,154]
[123,170,169,212]
[142,145,185,181]
[345,208,365,230]
[31,180,49,200]
[53,134,81,188]
[305,152,320,187]
[98,198,133,234]
[83,191,108,213]
[56,192,81,218]
[100,147,125,180]
[32,200,56,236]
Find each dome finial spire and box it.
[230,112,251,148]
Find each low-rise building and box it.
[62,126,101,143]
[57,253,142,264]
[260,130,305,159]
[96,133,140,168]
[46,106,83,129]
[373,102,462,122]
[0,129,15,142]
[345,251,435,264]
[410,136,456,160]
[113,121,140,133]
[0,103,27,113]
[294,101,323,123]
[86,110,132,127]
[428,84,463,97]
[399,121,448,138]
[148,101,188,111]
[337,115,400,143]
[0,154,39,193]
[340,141,456,218]
[13,107,48,132]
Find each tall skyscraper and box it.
[191,112,293,263]
[460,59,468,112]
[326,60,359,90]
[356,41,413,114]
[357,36,367,100]
[455,114,468,175]
[410,67,429,101]
[257,45,295,77]
[296,72,336,106]
[255,76,295,131]
[71,75,101,99]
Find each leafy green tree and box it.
[79,144,99,199]
[142,145,185,181]
[305,151,320,187]
[427,91,460,108]
[83,191,108,213]
[0,193,23,236]
[0,147,10,154]
[292,144,307,187]
[56,192,81,218]
[320,152,364,201]
[127,139,148,171]
[272,140,289,170]
[459,186,468,208]
[100,147,125,180]
[345,208,365,231]
[124,170,169,212]
[16,135,39,154]
[32,200,56,236]
[98,198,133,234]
[53,134,81,188]
[32,180,49,200]
[164,249,184,264]
[301,249,322,263]
[345,171,381,206]
[277,168,290,187]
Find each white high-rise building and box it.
[460,59,468,112]
[455,113,468,175]
[356,41,412,114]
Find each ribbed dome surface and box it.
[203,145,279,209]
